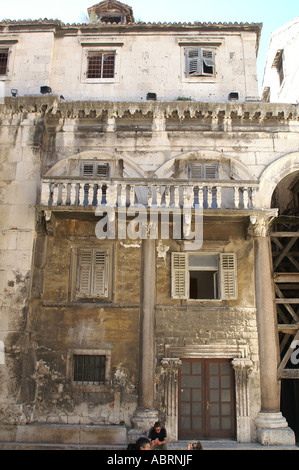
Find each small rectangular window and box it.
[81,162,109,178]
[73,355,106,385]
[0,49,9,75]
[87,52,115,79]
[188,162,218,179]
[185,48,215,77]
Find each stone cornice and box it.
[0,97,298,123]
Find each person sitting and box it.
[148,421,168,450]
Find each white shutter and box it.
[171,252,188,299]
[77,249,93,296]
[186,48,201,76]
[93,250,108,297]
[202,49,215,67]
[220,253,237,300]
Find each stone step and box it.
[0,424,127,447]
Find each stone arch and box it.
[154,150,256,180]
[44,151,146,178]
[257,152,299,209]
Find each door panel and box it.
[178,358,236,439]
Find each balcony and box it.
[40,178,259,211]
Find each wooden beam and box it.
[271,232,299,237]
[279,369,299,379]
[277,330,299,379]
[274,273,299,283]
[276,298,299,304]
[277,324,299,334]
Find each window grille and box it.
[0,50,8,75]
[73,355,106,384]
[87,52,115,79]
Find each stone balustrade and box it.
[40,178,259,210]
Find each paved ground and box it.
[0,439,298,451]
[168,440,298,450]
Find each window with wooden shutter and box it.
[171,253,188,299]
[188,162,218,179]
[220,253,237,300]
[77,248,109,298]
[171,252,237,301]
[185,48,215,77]
[81,162,109,177]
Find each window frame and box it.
[72,246,111,301]
[0,48,9,76]
[171,252,237,301]
[81,46,121,84]
[66,348,111,392]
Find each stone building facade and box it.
[261,16,299,104]
[0,1,298,447]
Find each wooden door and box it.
[178,358,236,439]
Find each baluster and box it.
[129,185,135,206]
[173,185,179,208]
[198,186,204,208]
[165,186,170,208]
[207,187,213,208]
[106,184,115,206]
[41,182,51,205]
[97,184,103,205]
[156,185,162,207]
[243,187,249,209]
[120,184,126,207]
[216,186,222,209]
[148,185,153,207]
[52,183,59,206]
[61,184,67,205]
[70,183,77,205]
[79,183,85,206]
[251,187,256,209]
[86,184,92,206]
[234,187,239,209]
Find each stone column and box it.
[231,358,253,442]
[250,213,295,446]
[161,358,182,442]
[128,239,159,441]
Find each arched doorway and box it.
[271,170,299,443]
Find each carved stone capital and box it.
[161,358,182,372]
[249,210,278,238]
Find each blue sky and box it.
[0,0,298,89]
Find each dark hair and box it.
[153,421,162,428]
[136,437,150,449]
[191,441,203,450]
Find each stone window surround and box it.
[0,38,18,80]
[161,343,253,443]
[66,348,112,392]
[178,39,222,84]
[80,40,124,84]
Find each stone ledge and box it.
[0,424,127,446]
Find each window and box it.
[188,162,219,179]
[87,52,115,79]
[272,49,284,86]
[0,49,9,75]
[81,161,109,178]
[171,252,237,300]
[76,248,109,299]
[185,48,215,77]
[73,355,106,385]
